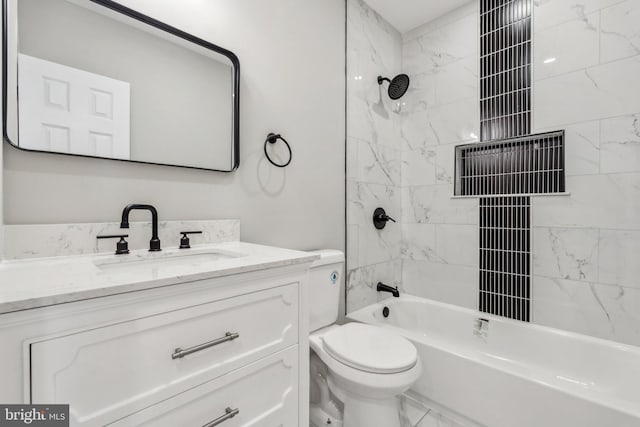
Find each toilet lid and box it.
[321,323,417,374]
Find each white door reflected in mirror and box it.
[18,54,131,159]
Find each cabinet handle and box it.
[171,332,240,360]
[203,407,239,427]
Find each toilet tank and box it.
[307,250,344,332]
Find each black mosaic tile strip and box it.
[480,0,532,141]
[479,196,531,321]
[476,0,534,322]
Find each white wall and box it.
[3,0,346,254]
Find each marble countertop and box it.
[0,242,319,315]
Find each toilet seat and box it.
[321,323,417,374]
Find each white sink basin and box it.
[94,249,243,272]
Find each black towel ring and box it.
[264,133,292,168]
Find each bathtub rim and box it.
[348,295,640,354]
[347,295,640,420]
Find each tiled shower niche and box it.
[455,131,565,196]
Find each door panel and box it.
[18,53,130,159]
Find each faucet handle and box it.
[97,234,130,255]
[373,207,396,229]
[179,231,203,249]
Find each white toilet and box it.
[308,250,422,427]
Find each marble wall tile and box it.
[535,120,601,176]
[600,114,640,173]
[3,220,240,260]
[347,259,402,313]
[346,0,403,312]
[402,259,477,309]
[533,276,640,346]
[600,0,640,63]
[348,181,400,225]
[434,144,457,185]
[399,3,479,152]
[436,224,478,267]
[400,111,441,151]
[347,95,402,149]
[403,13,478,76]
[564,121,601,175]
[534,55,640,128]
[402,185,478,225]
[355,139,401,186]
[532,227,599,281]
[434,56,478,106]
[347,0,401,75]
[402,148,437,187]
[347,0,402,149]
[534,11,600,80]
[531,174,640,230]
[386,2,481,320]
[598,229,640,288]
[423,98,480,146]
[401,223,438,261]
[356,224,402,268]
[408,71,438,93]
[533,0,624,32]
[348,0,479,314]
[402,78,437,114]
[402,1,479,43]
[532,0,640,344]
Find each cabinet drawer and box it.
[30,284,298,426]
[112,346,299,427]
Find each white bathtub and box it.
[347,295,640,427]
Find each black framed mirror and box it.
[2,0,240,171]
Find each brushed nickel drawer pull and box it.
[172,332,240,360]
[203,407,239,427]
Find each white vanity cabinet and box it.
[0,255,312,427]
[112,346,299,427]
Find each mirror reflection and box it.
[4,0,239,171]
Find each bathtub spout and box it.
[377,282,400,297]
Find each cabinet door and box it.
[112,346,299,427]
[31,284,298,426]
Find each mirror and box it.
[2,0,240,171]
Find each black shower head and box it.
[377,74,410,100]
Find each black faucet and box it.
[377,282,400,297]
[120,204,161,251]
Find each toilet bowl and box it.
[308,251,422,427]
[311,323,422,427]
